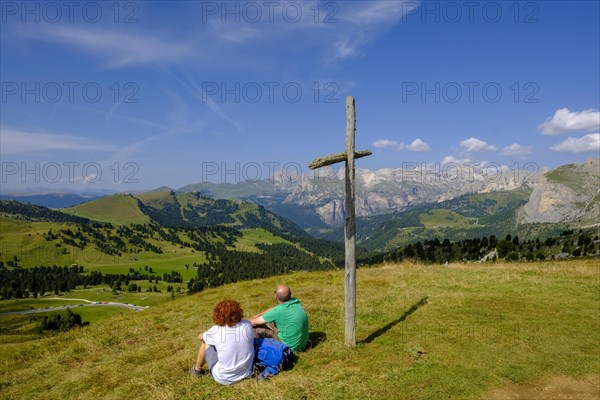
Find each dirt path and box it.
[484,375,600,399]
[0,301,148,315]
[46,297,93,303]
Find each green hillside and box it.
[136,190,179,207]
[0,214,335,275]
[0,199,345,297]
[419,209,476,229]
[333,188,533,251]
[545,162,596,194]
[71,190,309,238]
[66,195,150,225]
[0,200,89,224]
[0,217,83,267]
[0,216,211,274]
[1,259,598,399]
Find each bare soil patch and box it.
[485,375,600,399]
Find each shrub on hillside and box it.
[38,309,85,332]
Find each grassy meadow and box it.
[0,217,294,282]
[1,259,598,399]
[419,209,476,229]
[0,216,202,275]
[64,195,151,225]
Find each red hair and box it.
[212,299,244,327]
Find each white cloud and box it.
[329,1,420,62]
[538,108,600,135]
[460,137,497,152]
[18,26,196,68]
[0,129,114,155]
[345,1,418,26]
[500,143,532,157]
[70,105,169,130]
[210,24,261,43]
[11,2,417,69]
[550,133,600,153]
[170,71,245,132]
[441,155,471,164]
[334,38,360,60]
[374,138,430,152]
[73,173,99,184]
[373,139,398,148]
[397,138,431,152]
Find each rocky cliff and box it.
[180,163,538,227]
[523,158,599,225]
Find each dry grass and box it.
[1,259,598,399]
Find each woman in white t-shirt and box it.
[190,299,255,385]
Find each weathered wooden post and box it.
[308,96,371,347]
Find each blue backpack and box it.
[253,338,294,379]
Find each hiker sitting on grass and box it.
[250,284,309,352]
[190,299,254,385]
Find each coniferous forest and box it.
[1,200,598,300]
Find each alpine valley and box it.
[3,158,598,252]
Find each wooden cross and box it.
[308,96,372,347]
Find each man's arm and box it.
[249,315,266,326]
[252,305,275,318]
[249,305,276,326]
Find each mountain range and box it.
[3,158,598,250]
[0,192,104,209]
[178,162,538,228]
[176,158,599,247]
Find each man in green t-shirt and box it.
[250,284,309,352]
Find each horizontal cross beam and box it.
[308,150,372,170]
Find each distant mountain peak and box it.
[177,163,541,227]
[523,157,600,224]
[144,186,175,194]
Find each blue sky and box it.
[1,0,599,192]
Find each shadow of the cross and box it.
[358,296,429,344]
